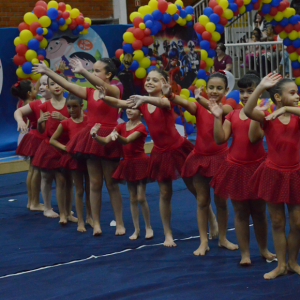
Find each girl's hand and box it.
[161,78,172,97]
[265,107,286,120]
[96,85,107,99]
[208,99,223,118]
[194,85,204,100]
[129,95,145,108]
[255,100,271,111]
[90,123,101,138]
[69,57,85,74]
[126,99,136,108]
[51,111,65,120]
[55,60,66,74]
[110,128,119,141]
[17,120,28,134]
[260,73,282,89]
[33,61,48,74]
[38,111,50,123]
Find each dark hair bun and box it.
[111,56,121,69]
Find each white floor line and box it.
[0,155,19,161]
[0,225,251,280]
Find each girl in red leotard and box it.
[245,74,300,280]
[209,74,275,265]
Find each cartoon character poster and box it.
[148,25,200,89]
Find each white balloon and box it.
[224,70,235,95]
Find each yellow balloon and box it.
[188,97,197,103]
[20,30,33,44]
[66,4,72,11]
[139,5,152,16]
[206,58,214,68]
[175,0,184,7]
[84,17,92,25]
[212,31,221,42]
[130,12,143,22]
[135,68,147,79]
[244,0,251,4]
[31,73,41,81]
[133,50,144,61]
[205,22,216,33]
[295,77,300,86]
[139,57,151,69]
[279,31,288,39]
[199,15,209,26]
[149,0,158,11]
[191,115,196,123]
[139,23,146,30]
[31,58,39,64]
[289,30,298,41]
[184,111,193,122]
[181,89,190,98]
[123,32,135,43]
[180,94,188,100]
[24,12,38,25]
[43,28,48,35]
[120,54,124,62]
[65,18,72,25]
[219,0,228,9]
[40,38,48,49]
[80,29,88,35]
[284,7,295,19]
[16,67,28,79]
[180,19,187,26]
[39,16,51,28]
[196,79,206,88]
[264,14,273,22]
[186,14,192,21]
[262,0,272,3]
[70,8,80,19]
[14,37,23,46]
[47,0,58,9]
[43,60,49,68]
[59,24,68,31]
[200,49,208,60]
[166,4,178,15]
[238,6,246,14]
[25,50,37,61]
[177,17,183,24]
[274,12,284,22]
[289,52,298,61]
[223,9,233,19]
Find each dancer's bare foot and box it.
[129,230,140,240]
[287,262,300,275]
[193,242,210,256]
[86,217,94,228]
[115,225,126,236]
[67,215,78,223]
[30,203,44,211]
[264,265,287,280]
[163,233,176,247]
[218,239,239,251]
[145,228,154,239]
[260,249,277,262]
[59,215,67,225]
[209,218,219,240]
[240,256,251,266]
[44,209,59,218]
[77,222,87,233]
[93,224,102,236]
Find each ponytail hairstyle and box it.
[148,67,169,81]
[11,80,32,100]
[99,57,120,81]
[207,71,228,89]
[66,93,83,105]
[267,78,294,105]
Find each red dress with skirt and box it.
[210,109,266,200]
[139,102,194,181]
[112,122,149,182]
[32,101,69,169]
[250,111,300,204]
[181,102,228,178]
[66,87,122,160]
[59,116,88,171]
[15,99,46,157]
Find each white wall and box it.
[113,0,128,24]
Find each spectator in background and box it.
[212,43,232,72]
[253,12,269,40]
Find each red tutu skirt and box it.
[32,140,65,169]
[210,157,265,201]
[112,155,150,183]
[59,153,87,172]
[16,132,43,157]
[148,138,194,181]
[181,149,227,178]
[66,126,122,159]
[249,161,300,204]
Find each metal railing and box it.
[193,0,209,24]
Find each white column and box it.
[113,0,128,24]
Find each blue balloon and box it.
[245,3,253,12]
[271,0,281,7]
[44,29,53,39]
[228,0,235,3]
[147,66,157,74]
[176,4,182,10]
[150,57,156,61]
[37,49,46,57]
[162,12,172,24]
[173,13,179,21]
[289,15,298,25]
[261,4,271,14]
[200,40,210,51]
[203,7,213,17]
[129,60,139,71]
[72,29,79,35]
[228,3,238,12]
[28,39,40,51]
[197,69,206,79]
[141,46,149,55]
[298,85,300,93]
[186,21,193,27]
[179,9,187,18]
[185,6,194,14]
[145,20,153,28]
[280,18,289,27]
[176,116,183,125]
[63,91,69,98]
[123,43,134,54]
[185,123,194,135]
[292,60,300,69]
[153,20,162,31]
[207,49,216,58]
[293,38,300,48]
[36,27,43,35]
[216,24,224,34]
[209,13,220,24]
[77,25,84,32]
[283,38,292,47]
[119,63,125,71]
[151,26,158,35]
[58,18,65,26]
[270,19,278,26]
[196,33,203,42]
[143,14,153,22]
[47,7,59,20]
[22,62,33,75]
[49,20,59,32]
[152,10,163,21]
[227,90,240,103]
[189,90,194,97]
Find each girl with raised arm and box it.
[244,74,300,279]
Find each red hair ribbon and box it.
[55,70,61,74]
[213,70,226,75]
[13,81,20,87]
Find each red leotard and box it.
[250,111,300,204]
[211,109,266,200]
[112,122,150,182]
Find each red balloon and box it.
[133,17,144,28]
[219,17,228,26]
[133,28,145,40]
[68,19,77,30]
[253,2,260,10]
[18,22,30,32]
[36,34,43,41]
[29,22,41,35]
[235,103,243,109]
[58,2,66,12]
[132,39,143,50]
[122,41,126,46]
[166,20,177,28]
[62,11,70,19]
[37,54,44,61]
[35,0,47,9]
[224,98,237,109]
[13,54,27,66]
[83,22,90,29]
[296,47,300,55]
[194,23,205,34]
[34,6,47,18]
[151,60,157,66]
[220,95,226,104]
[202,31,212,41]
[213,5,223,16]
[161,23,166,31]
[286,45,296,54]
[57,10,63,19]
[158,0,168,13]
[142,36,154,46]
[274,24,284,34]
[209,40,217,49]
[294,22,300,32]
[76,16,84,25]
[258,11,264,17]
[282,0,290,8]
[15,44,28,55]
[209,0,218,9]
[293,68,300,77]
[233,10,239,16]
[235,0,244,8]
[200,60,207,69]
[285,24,293,33]
[144,28,151,36]
[115,49,123,59]
[127,27,135,33]
[269,7,278,16]
[278,1,287,12]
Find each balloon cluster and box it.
[13,0,91,80]
[115,0,195,81]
